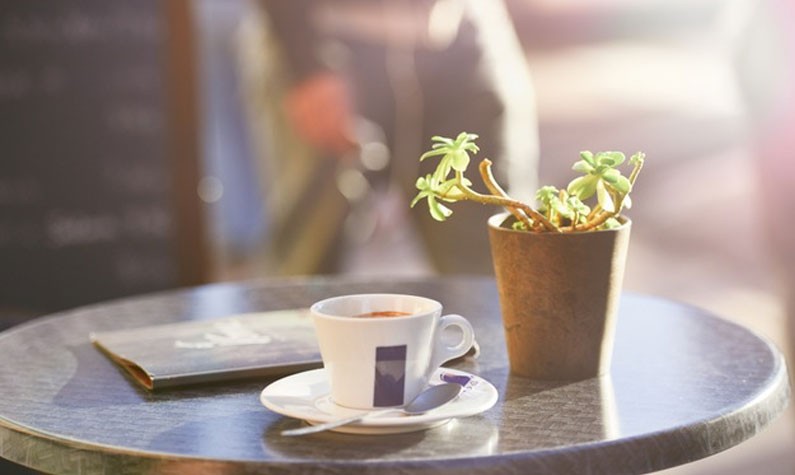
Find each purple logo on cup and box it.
[373,345,407,407]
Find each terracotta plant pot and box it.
[487,212,631,380]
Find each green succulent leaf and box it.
[432,158,453,182]
[410,192,426,208]
[535,186,574,219]
[459,132,479,142]
[412,132,483,222]
[422,132,480,183]
[596,151,625,167]
[411,170,460,219]
[431,136,454,146]
[601,168,620,184]
[566,196,590,215]
[580,151,595,166]
[512,220,528,231]
[554,200,574,219]
[535,185,558,199]
[572,160,595,174]
[535,186,559,205]
[450,150,470,172]
[567,175,598,200]
[601,217,622,229]
[419,149,447,161]
[596,180,615,212]
[611,174,632,194]
[427,195,453,222]
[410,175,433,208]
[622,193,632,209]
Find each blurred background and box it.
[1,0,793,473]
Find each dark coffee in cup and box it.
[354,311,412,318]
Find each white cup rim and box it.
[310,293,441,321]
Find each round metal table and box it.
[0,277,789,474]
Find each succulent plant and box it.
[411,132,645,233]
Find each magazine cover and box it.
[90,310,322,390]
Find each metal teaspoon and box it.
[281,382,462,436]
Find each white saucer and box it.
[260,368,498,435]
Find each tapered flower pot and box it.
[487,212,631,380]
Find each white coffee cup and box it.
[310,294,475,409]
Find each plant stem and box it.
[615,156,644,214]
[587,204,602,221]
[575,211,615,231]
[575,158,644,231]
[475,160,535,230]
[628,157,644,184]
[454,178,538,225]
[475,160,559,232]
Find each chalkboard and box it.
[0,0,207,318]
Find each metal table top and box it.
[0,276,789,474]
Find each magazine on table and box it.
[90,309,322,390]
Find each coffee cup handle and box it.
[429,314,475,372]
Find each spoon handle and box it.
[281,409,394,436]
